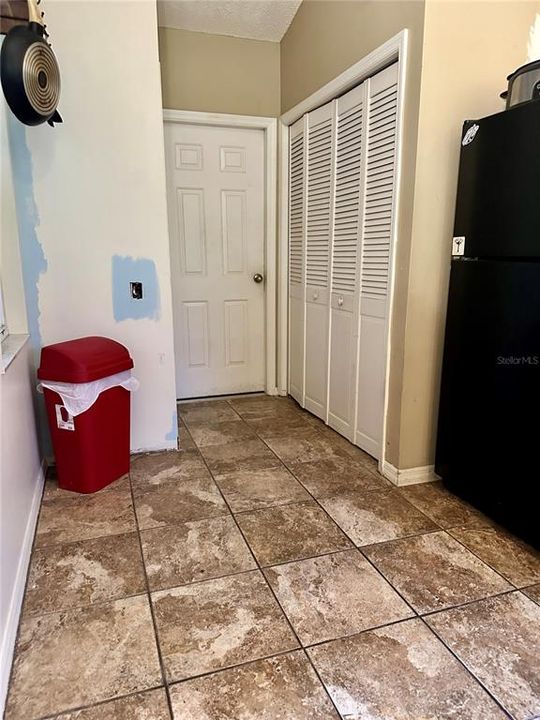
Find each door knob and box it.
[253,273,264,284]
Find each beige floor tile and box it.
[288,457,389,498]
[400,482,492,529]
[180,401,241,424]
[5,596,161,720]
[228,396,300,420]
[246,414,319,439]
[522,583,540,604]
[52,689,171,719]
[42,473,128,502]
[152,571,298,681]
[24,532,145,616]
[130,450,210,487]
[36,477,136,547]
[214,466,311,512]
[236,501,352,566]
[315,429,379,469]
[265,550,412,645]
[133,476,227,530]
[449,525,540,587]
[427,592,540,720]
[188,420,257,448]
[263,430,348,465]
[309,618,507,720]
[140,516,255,590]
[169,651,339,720]
[363,531,512,614]
[320,489,438,545]
[178,422,197,451]
[200,439,281,475]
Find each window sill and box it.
[1,334,30,374]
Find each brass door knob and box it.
[253,273,264,283]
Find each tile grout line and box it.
[157,402,538,718]
[32,685,167,720]
[143,401,529,718]
[252,431,430,622]
[418,614,514,719]
[21,589,150,621]
[14,398,530,719]
[127,472,176,720]
[193,436,346,720]
[163,648,314,690]
[227,400,524,716]
[235,408,418,717]
[191,402,423,626]
[3,469,49,717]
[242,399,522,718]
[444,528,527,590]
[252,421,521,624]
[28,524,142,553]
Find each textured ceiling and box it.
[157,0,303,42]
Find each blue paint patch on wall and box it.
[112,255,161,321]
[165,409,178,444]
[7,114,47,350]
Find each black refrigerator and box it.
[436,100,540,547]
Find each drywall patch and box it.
[112,255,161,321]
[165,409,178,444]
[6,115,47,350]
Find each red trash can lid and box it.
[38,336,134,383]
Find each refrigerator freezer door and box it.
[454,101,540,259]
[436,259,540,543]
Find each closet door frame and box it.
[278,30,408,473]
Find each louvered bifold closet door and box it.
[304,100,336,420]
[355,62,399,458]
[288,118,307,404]
[327,82,367,439]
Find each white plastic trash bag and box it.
[37,370,139,417]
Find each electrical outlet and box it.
[130,281,143,300]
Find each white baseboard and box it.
[0,462,45,714]
[382,460,439,487]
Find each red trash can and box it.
[38,336,134,494]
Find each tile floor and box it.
[5,395,540,720]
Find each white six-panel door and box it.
[288,62,399,459]
[164,123,266,398]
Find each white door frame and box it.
[277,30,409,473]
[163,109,279,395]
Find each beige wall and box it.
[281,0,426,465]
[399,0,540,468]
[158,27,280,116]
[158,1,540,469]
